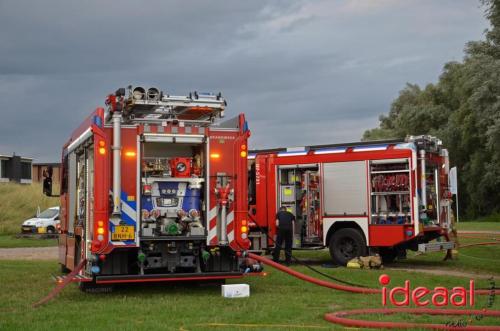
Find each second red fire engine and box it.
[247,136,455,265]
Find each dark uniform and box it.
[272,209,295,264]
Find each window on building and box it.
[0,160,6,178]
[21,162,32,179]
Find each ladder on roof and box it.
[118,86,226,125]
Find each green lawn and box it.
[457,221,500,232]
[0,235,58,248]
[0,258,499,330]
[398,236,500,275]
[1,214,498,329]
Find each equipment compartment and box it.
[140,141,206,238]
[277,165,321,246]
[369,159,412,225]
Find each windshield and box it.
[38,208,58,219]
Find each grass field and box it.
[399,236,500,275]
[0,257,499,331]
[1,228,499,330]
[457,221,500,232]
[0,235,58,248]
[0,183,59,235]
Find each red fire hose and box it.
[247,252,500,330]
[33,259,87,308]
[325,308,500,330]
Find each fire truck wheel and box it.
[329,228,367,266]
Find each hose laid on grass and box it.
[33,259,87,308]
[325,308,500,330]
[248,252,500,330]
[248,252,378,294]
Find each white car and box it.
[21,206,60,234]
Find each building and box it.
[32,162,61,183]
[0,154,33,183]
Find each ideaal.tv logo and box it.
[379,274,475,307]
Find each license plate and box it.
[111,226,135,241]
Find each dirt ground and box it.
[0,247,58,260]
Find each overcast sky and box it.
[0,0,489,162]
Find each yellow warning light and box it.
[240,151,247,158]
[125,151,136,158]
[99,147,106,155]
[210,153,221,159]
[97,227,105,235]
[241,226,248,233]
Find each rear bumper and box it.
[95,271,243,284]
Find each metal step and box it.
[418,241,455,253]
[53,274,93,283]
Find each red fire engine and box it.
[248,136,454,265]
[58,86,251,289]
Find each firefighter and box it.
[272,206,295,265]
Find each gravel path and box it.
[0,247,58,260]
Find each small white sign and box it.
[221,284,250,298]
[449,167,458,195]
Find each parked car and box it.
[21,206,60,234]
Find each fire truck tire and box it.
[329,228,367,266]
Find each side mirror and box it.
[43,166,53,196]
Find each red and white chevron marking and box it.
[206,206,234,247]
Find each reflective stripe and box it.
[207,207,217,245]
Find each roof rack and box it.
[112,86,226,125]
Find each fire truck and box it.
[247,136,455,265]
[58,86,251,288]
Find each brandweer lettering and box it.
[379,274,475,307]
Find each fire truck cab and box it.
[58,86,251,288]
[248,136,454,265]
